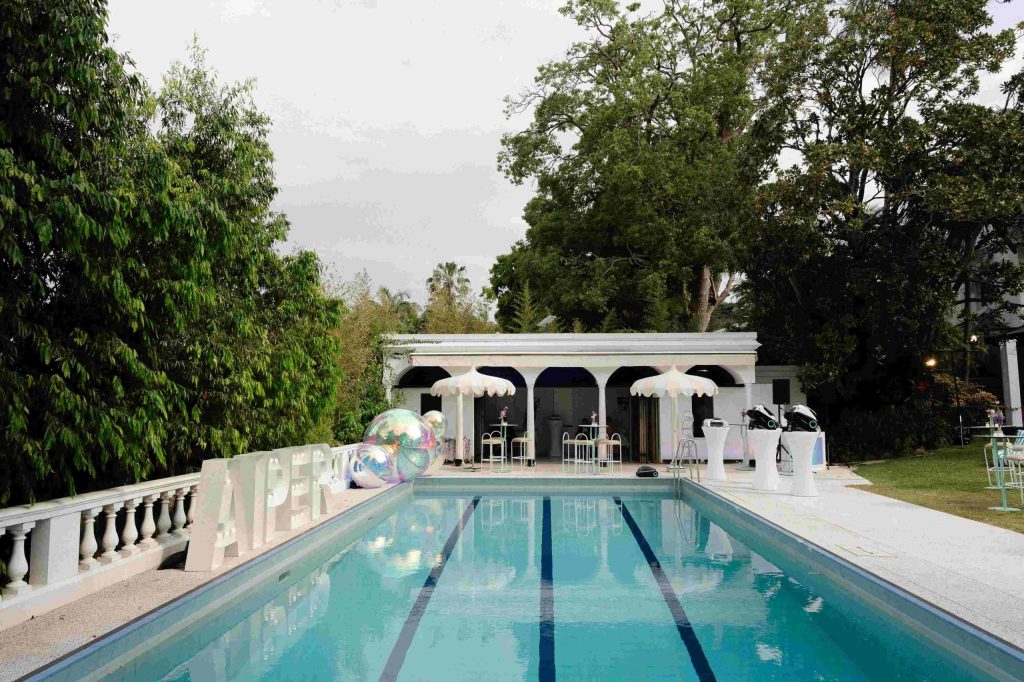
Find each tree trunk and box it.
[696,266,713,332]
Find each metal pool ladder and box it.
[670,434,700,498]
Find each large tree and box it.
[0,4,341,504]
[740,0,1023,415]
[492,0,815,332]
[1,0,207,503]
[154,44,341,469]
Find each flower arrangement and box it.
[590,410,597,425]
[499,406,509,424]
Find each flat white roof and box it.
[387,332,759,356]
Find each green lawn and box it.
[852,441,1024,534]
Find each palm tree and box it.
[425,262,470,304]
[376,287,421,332]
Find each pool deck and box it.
[3,459,1024,679]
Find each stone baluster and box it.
[172,488,188,537]
[155,491,173,542]
[139,495,158,548]
[98,504,121,564]
[2,522,35,598]
[79,508,101,571]
[119,498,142,557]
[185,485,199,528]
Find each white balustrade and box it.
[172,488,188,537]
[0,471,199,630]
[79,508,100,571]
[0,444,353,631]
[97,504,121,564]
[2,522,35,598]
[156,491,173,542]
[139,495,158,547]
[120,498,141,558]
[185,486,199,528]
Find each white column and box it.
[598,377,609,463]
[527,382,536,463]
[1001,340,1021,426]
[119,498,142,557]
[28,513,81,587]
[520,368,542,464]
[98,504,121,564]
[79,508,101,570]
[139,495,158,547]
[2,522,35,597]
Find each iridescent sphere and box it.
[349,443,398,488]
[422,441,445,476]
[422,410,447,440]
[363,408,437,482]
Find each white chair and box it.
[573,434,595,474]
[596,432,623,474]
[511,435,531,470]
[985,435,1024,487]
[561,432,572,472]
[1004,452,1024,506]
[481,431,507,472]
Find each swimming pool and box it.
[27,488,1024,681]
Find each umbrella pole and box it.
[671,396,678,467]
[457,394,465,467]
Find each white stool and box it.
[596,433,622,473]
[561,432,572,472]
[481,431,507,472]
[573,434,595,474]
[511,436,531,470]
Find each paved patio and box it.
[2,458,1022,680]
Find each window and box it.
[420,394,441,414]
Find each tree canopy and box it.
[491,0,817,332]
[0,3,341,504]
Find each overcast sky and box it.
[107,1,1021,304]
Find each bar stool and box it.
[481,431,507,472]
[511,434,531,470]
[561,432,572,472]
[573,434,595,474]
[597,433,622,473]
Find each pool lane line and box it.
[380,496,481,682]
[613,497,718,682]
[540,496,556,682]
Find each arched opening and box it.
[533,367,598,459]
[395,366,451,388]
[685,365,741,387]
[473,367,528,456]
[607,367,661,464]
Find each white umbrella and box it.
[630,366,718,457]
[431,366,516,468]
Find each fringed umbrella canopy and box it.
[430,366,516,398]
[629,366,718,399]
[430,367,515,468]
[630,366,719,460]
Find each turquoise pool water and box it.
[88,494,998,680]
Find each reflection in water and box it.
[160,564,332,681]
